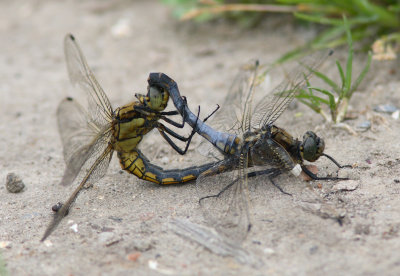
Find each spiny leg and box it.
[157,106,202,155]
[203,104,220,123]
[199,167,289,204]
[158,104,221,155]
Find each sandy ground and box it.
[1,0,400,275]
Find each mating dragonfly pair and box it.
[42,34,349,242]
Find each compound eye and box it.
[302,137,317,162]
[301,131,325,162]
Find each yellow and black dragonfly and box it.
[149,52,350,243]
[41,34,214,241]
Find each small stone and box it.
[111,18,131,38]
[127,252,141,261]
[129,239,154,252]
[356,120,371,132]
[374,104,398,114]
[337,167,357,179]
[6,173,25,193]
[392,110,400,120]
[43,240,53,247]
[263,247,275,255]
[0,241,11,249]
[148,260,158,270]
[52,202,64,213]
[98,232,115,245]
[332,180,359,192]
[69,223,78,233]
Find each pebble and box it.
[130,239,154,252]
[263,248,275,255]
[127,252,141,261]
[98,232,115,244]
[337,167,357,179]
[392,110,400,120]
[111,18,131,38]
[6,173,25,193]
[52,202,63,212]
[0,241,11,249]
[69,223,78,233]
[374,104,398,114]
[356,120,371,132]
[332,180,359,192]
[43,240,53,247]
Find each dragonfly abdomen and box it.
[118,150,214,185]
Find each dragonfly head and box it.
[300,131,325,162]
[136,86,169,111]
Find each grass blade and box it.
[349,51,372,98]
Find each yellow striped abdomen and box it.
[118,150,214,185]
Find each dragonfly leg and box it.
[199,177,240,204]
[268,170,292,196]
[322,153,352,169]
[161,114,186,128]
[302,165,349,181]
[159,96,190,129]
[157,106,202,155]
[247,168,292,195]
[202,104,220,123]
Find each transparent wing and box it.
[210,61,260,134]
[252,50,333,128]
[42,144,113,241]
[57,97,112,186]
[197,61,260,159]
[64,33,113,128]
[196,157,251,243]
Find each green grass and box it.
[296,16,372,123]
[162,0,400,53]
[162,1,380,124]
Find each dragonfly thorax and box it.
[299,131,325,162]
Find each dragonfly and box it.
[41,34,215,241]
[148,51,350,242]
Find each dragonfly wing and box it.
[57,97,112,186]
[252,50,332,128]
[57,98,95,164]
[197,61,260,159]
[42,144,113,241]
[59,127,112,187]
[64,34,113,128]
[196,157,251,243]
[211,61,260,134]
